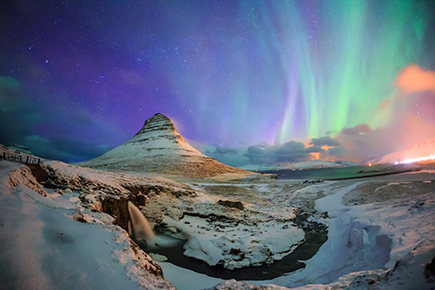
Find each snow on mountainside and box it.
[77,113,249,178]
[377,137,435,164]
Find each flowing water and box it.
[144,216,327,280]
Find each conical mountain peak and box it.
[134,113,176,137]
[77,113,249,177]
[129,113,186,145]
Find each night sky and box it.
[1,0,435,167]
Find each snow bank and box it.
[267,176,435,289]
[0,161,174,289]
[176,215,304,269]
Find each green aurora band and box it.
[240,0,430,144]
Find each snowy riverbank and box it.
[157,174,435,290]
[1,157,434,289]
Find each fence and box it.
[2,152,40,165]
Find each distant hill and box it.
[240,160,358,171]
[377,137,435,164]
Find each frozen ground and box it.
[0,154,434,290]
[0,161,174,290]
[158,173,435,290]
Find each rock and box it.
[348,273,381,289]
[320,211,329,218]
[425,256,435,281]
[72,210,87,223]
[100,196,130,230]
[218,200,244,210]
[8,166,47,196]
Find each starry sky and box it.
[1,0,435,167]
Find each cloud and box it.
[247,145,264,155]
[394,64,435,94]
[340,124,371,135]
[204,138,345,167]
[325,65,435,163]
[329,114,435,163]
[282,141,306,151]
[305,145,326,153]
[213,146,239,155]
[309,136,342,147]
[0,76,44,145]
[328,146,346,156]
[329,123,388,162]
[203,146,250,167]
[0,76,116,163]
[24,135,113,163]
[244,141,322,165]
[203,142,321,167]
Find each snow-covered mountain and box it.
[377,137,435,164]
[77,113,249,177]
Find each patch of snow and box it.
[159,262,224,290]
[165,214,304,270]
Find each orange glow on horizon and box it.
[395,153,435,164]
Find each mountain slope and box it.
[377,137,435,164]
[77,113,249,177]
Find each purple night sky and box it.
[1,0,435,167]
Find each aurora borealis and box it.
[1,0,435,166]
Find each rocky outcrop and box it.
[77,113,251,178]
[218,199,244,210]
[9,166,47,196]
[42,164,125,195]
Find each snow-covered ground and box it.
[1,154,434,290]
[157,174,435,290]
[0,161,174,290]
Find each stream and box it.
[143,215,327,280]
